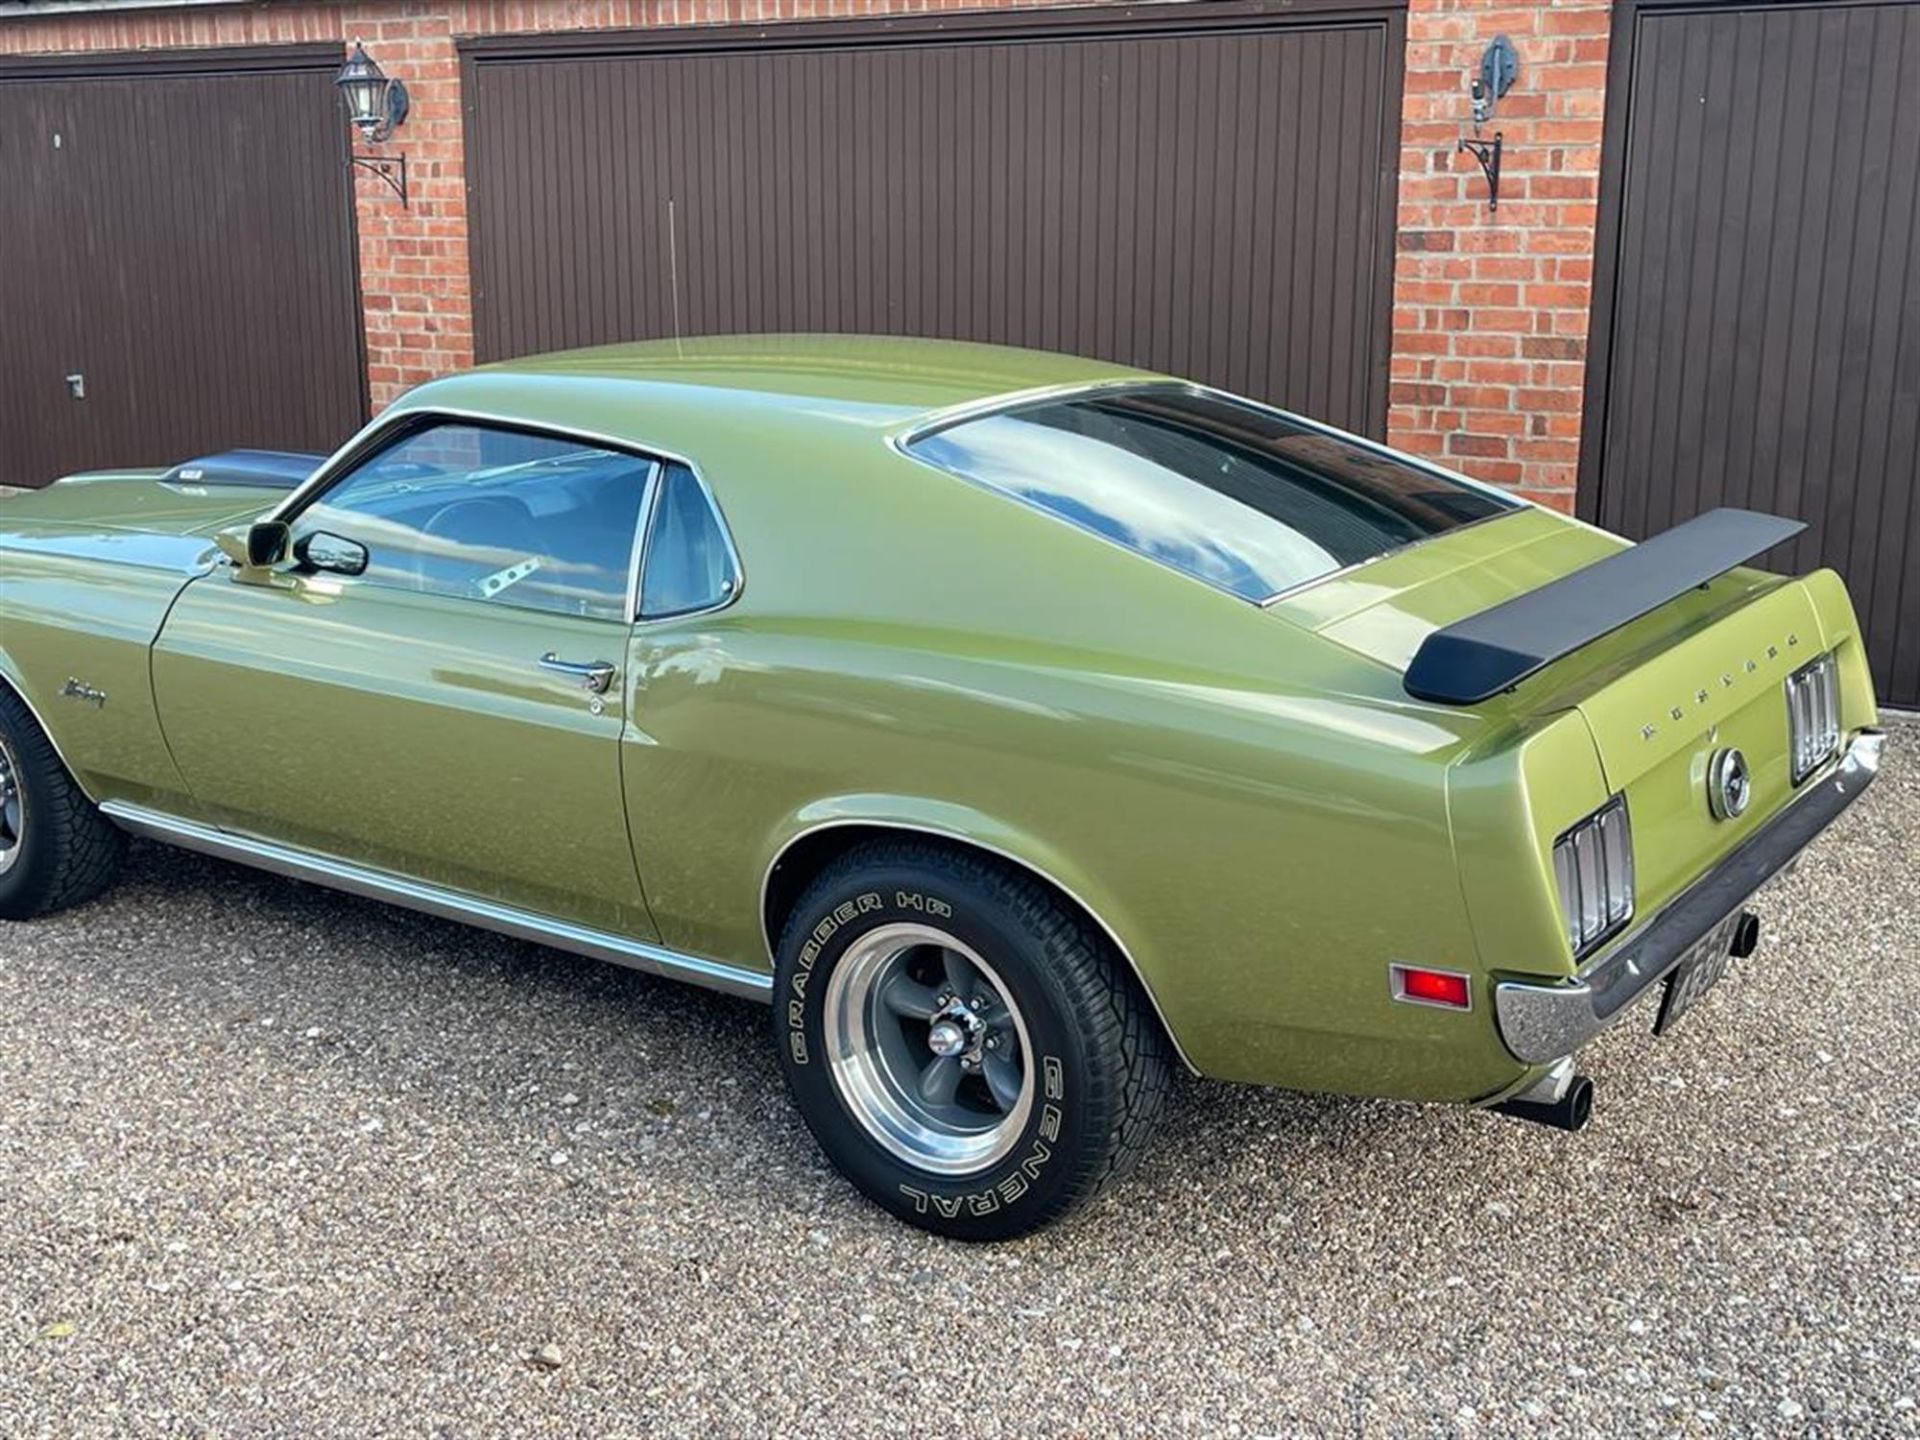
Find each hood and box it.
[0,470,288,538]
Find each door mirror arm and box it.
[214,521,293,573]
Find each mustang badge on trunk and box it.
[1707,746,1751,821]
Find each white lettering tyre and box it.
[773,840,1170,1240]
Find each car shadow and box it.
[40,839,1461,1250]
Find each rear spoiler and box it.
[1403,508,1806,705]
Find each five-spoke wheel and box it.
[823,922,1034,1175]
[775,842,1170,1239]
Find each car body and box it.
[0,335,1882,1237]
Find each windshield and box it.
[905,388,1518,601]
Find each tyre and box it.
[0,685,127,921]
[773,840,1170,1240]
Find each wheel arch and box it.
[760,815,1198,1074]
[0,652,98,804]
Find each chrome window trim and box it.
[759,817,1200,1075]
[100,800,773,1002]
[889,378,1528,611]
[263,406,726,626]
[623,460,667,625]
[632,459,747,625]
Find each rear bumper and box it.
[1493,729,1884,1064]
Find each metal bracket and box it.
[1458,132,1502,212]
[349,151,408,207]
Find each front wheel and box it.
[773,841,1170,1240]
[0,685,127,921]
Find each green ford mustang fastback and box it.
[0,336,1883,1238]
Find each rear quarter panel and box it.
[621,415,1530,1102]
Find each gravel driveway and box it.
[2,719,1915,1437]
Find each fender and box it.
[0,647,100,804]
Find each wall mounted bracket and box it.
[1458,132,1502,212]
[349,151,408,208]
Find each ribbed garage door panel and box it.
[1592,2,1920,704]
[467,17,1400,436]
[0,61,364,488]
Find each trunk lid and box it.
[1274,506,1830,918]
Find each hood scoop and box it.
[162,449,325,491]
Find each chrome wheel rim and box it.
[822,922,1035,1177]
[0,736,21,877]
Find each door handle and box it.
[539,652,616,694]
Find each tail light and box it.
[1785,653,1839,784]
[1552,795,1633,959]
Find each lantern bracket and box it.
[349,151,408,208]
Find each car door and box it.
[151,417,660,940]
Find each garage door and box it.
[0,47,366,489]
[463,3,1406,438]
[1583,0,1920,706]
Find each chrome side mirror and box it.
[294,530,370,577]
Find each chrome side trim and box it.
[1493,729,1883,1064]
[759,817,1200,1074]
[100,801,773,1003]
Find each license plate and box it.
[1652,909,1745,1036]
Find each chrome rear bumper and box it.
[1493,729,1884,1064]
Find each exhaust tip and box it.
[1492,1073,1594,1133]
[1730,909,1761,959]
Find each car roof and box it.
[448,334,1160,431]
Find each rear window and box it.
[904,388,1517,601]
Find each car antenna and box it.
[667,196,685,357]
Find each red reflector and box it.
[1395,966,1471,1009]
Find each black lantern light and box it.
[335,40,410,206]
[336,40,408,142]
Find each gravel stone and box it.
[0,717,1915,1435]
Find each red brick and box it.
[1448,432,1511,459]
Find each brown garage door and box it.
[0,47,366,489]
[1582,0,1920,706]
[462,2,1406,438]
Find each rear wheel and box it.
[0,686,127,921]
[774,841,1169,1240]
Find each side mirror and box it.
[294,530,369,577]
[214,520,292,570]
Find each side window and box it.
[292,421,651,622]
[639,464,740,618]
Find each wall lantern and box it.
[335,40,410,206]
[1459,34,1518,212]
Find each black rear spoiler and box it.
[1403,508,1806,705]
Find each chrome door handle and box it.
[539,653,616,694]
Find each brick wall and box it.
[4,0,1613,494]
[1387,0,1612,511]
